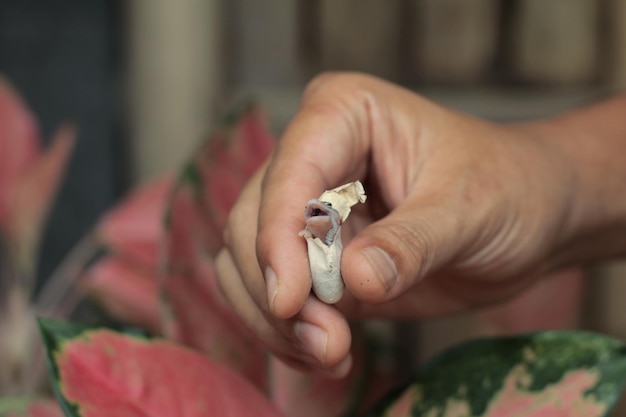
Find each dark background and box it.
[0,0,127,292]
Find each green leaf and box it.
[38,319,93,417]
[371,331,626,417]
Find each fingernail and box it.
[265,267,278,313]
[361,246,398,291]
[294,322,328,364]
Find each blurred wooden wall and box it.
[125,0,625,164]
[224,0,625,89]
[126,0,626,371]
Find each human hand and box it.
[216,73,625,377]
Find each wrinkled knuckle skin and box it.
[383,218,435,283]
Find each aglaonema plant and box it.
[38,318,626,417]
[28,98,626,416]
[0,75,78,410]
[79,103,399,416]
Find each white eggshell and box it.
[300,181,366,304]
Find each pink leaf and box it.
[0,76,41,230]
[219,106,274,179]
[86,176,174,336]
[187,106,274,243]
[162,187,218,269]
[82,257,161,333]
[159,105,274,387]
[56,330,283,417]
[96,175,173,268]
[163,255,267,389]
[8,123,76,272]
[162,104,273,269]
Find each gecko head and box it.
[304,199,341,246]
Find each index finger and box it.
[256,73,378,318]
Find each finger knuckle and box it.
[384,217,436,280]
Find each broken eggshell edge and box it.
[299,181,367,304]
[318,180,366,222]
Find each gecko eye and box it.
[323,202,332,208]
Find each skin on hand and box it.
[216,72,626,376]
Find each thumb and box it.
[342,200,459,303]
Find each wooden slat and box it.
[410,0,500,83]
[127,0,222,181]
[589,262,626,415]
[510,0,599,85]
[296,0,322,81]
[226,0,301,88]
[590,263,626,340]
[607,0,626,88]
[319,0,401,80]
